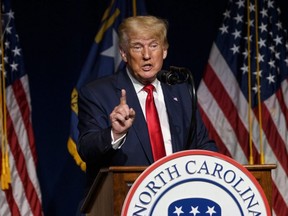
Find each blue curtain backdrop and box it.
[10,0,288,215]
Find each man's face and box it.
[120,35,167,85]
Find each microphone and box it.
[157,66,189,85]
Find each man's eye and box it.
[131,45,142,51]
[150,43,159,49]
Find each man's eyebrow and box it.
[130,40,159,45]
[130,42,142,45]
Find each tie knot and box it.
[143,84,155,94]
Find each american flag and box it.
[0,0,43,215]
[197,0,288,215]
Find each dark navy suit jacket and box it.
[77,69,217,188]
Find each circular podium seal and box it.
[121,150,271,216]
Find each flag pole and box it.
[254,0,265,165]
[246,0,254,165]
[0,0,12,190]
[132,0,136,16]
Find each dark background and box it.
[10,0,288,215]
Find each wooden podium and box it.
[81,164,276,216]
[244,164,276,208]
[81,166,146,216]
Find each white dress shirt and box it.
[127,69,172,156]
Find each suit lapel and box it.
[161,83,185,152]
[116,70,154,163]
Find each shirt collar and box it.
[126,67,161,93]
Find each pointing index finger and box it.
[120,89,127,105]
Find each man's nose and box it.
[142,46,151,59]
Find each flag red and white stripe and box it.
[0,76,43,216]
[198,43,288,216]
[0,0,43,215]
[197,0,288,215]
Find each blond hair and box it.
[118,15,169,50]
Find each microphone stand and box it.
[168,66,197,149]
[184,68,197,150]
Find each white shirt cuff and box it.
[111,131,126,149]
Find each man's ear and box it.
[163,49,168,59]
[120,48,127,62]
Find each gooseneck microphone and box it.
[157,66,197,150]
[156,66,189,85]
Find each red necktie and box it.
[143,84,166,161]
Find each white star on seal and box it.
[206,206,216,216]
[189,206,200,216]
[173,206,184,216]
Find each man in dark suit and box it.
[77,15,218,188]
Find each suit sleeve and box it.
[194,108,218,152]
[77,84,116,166]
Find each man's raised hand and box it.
[110,89,135,140]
